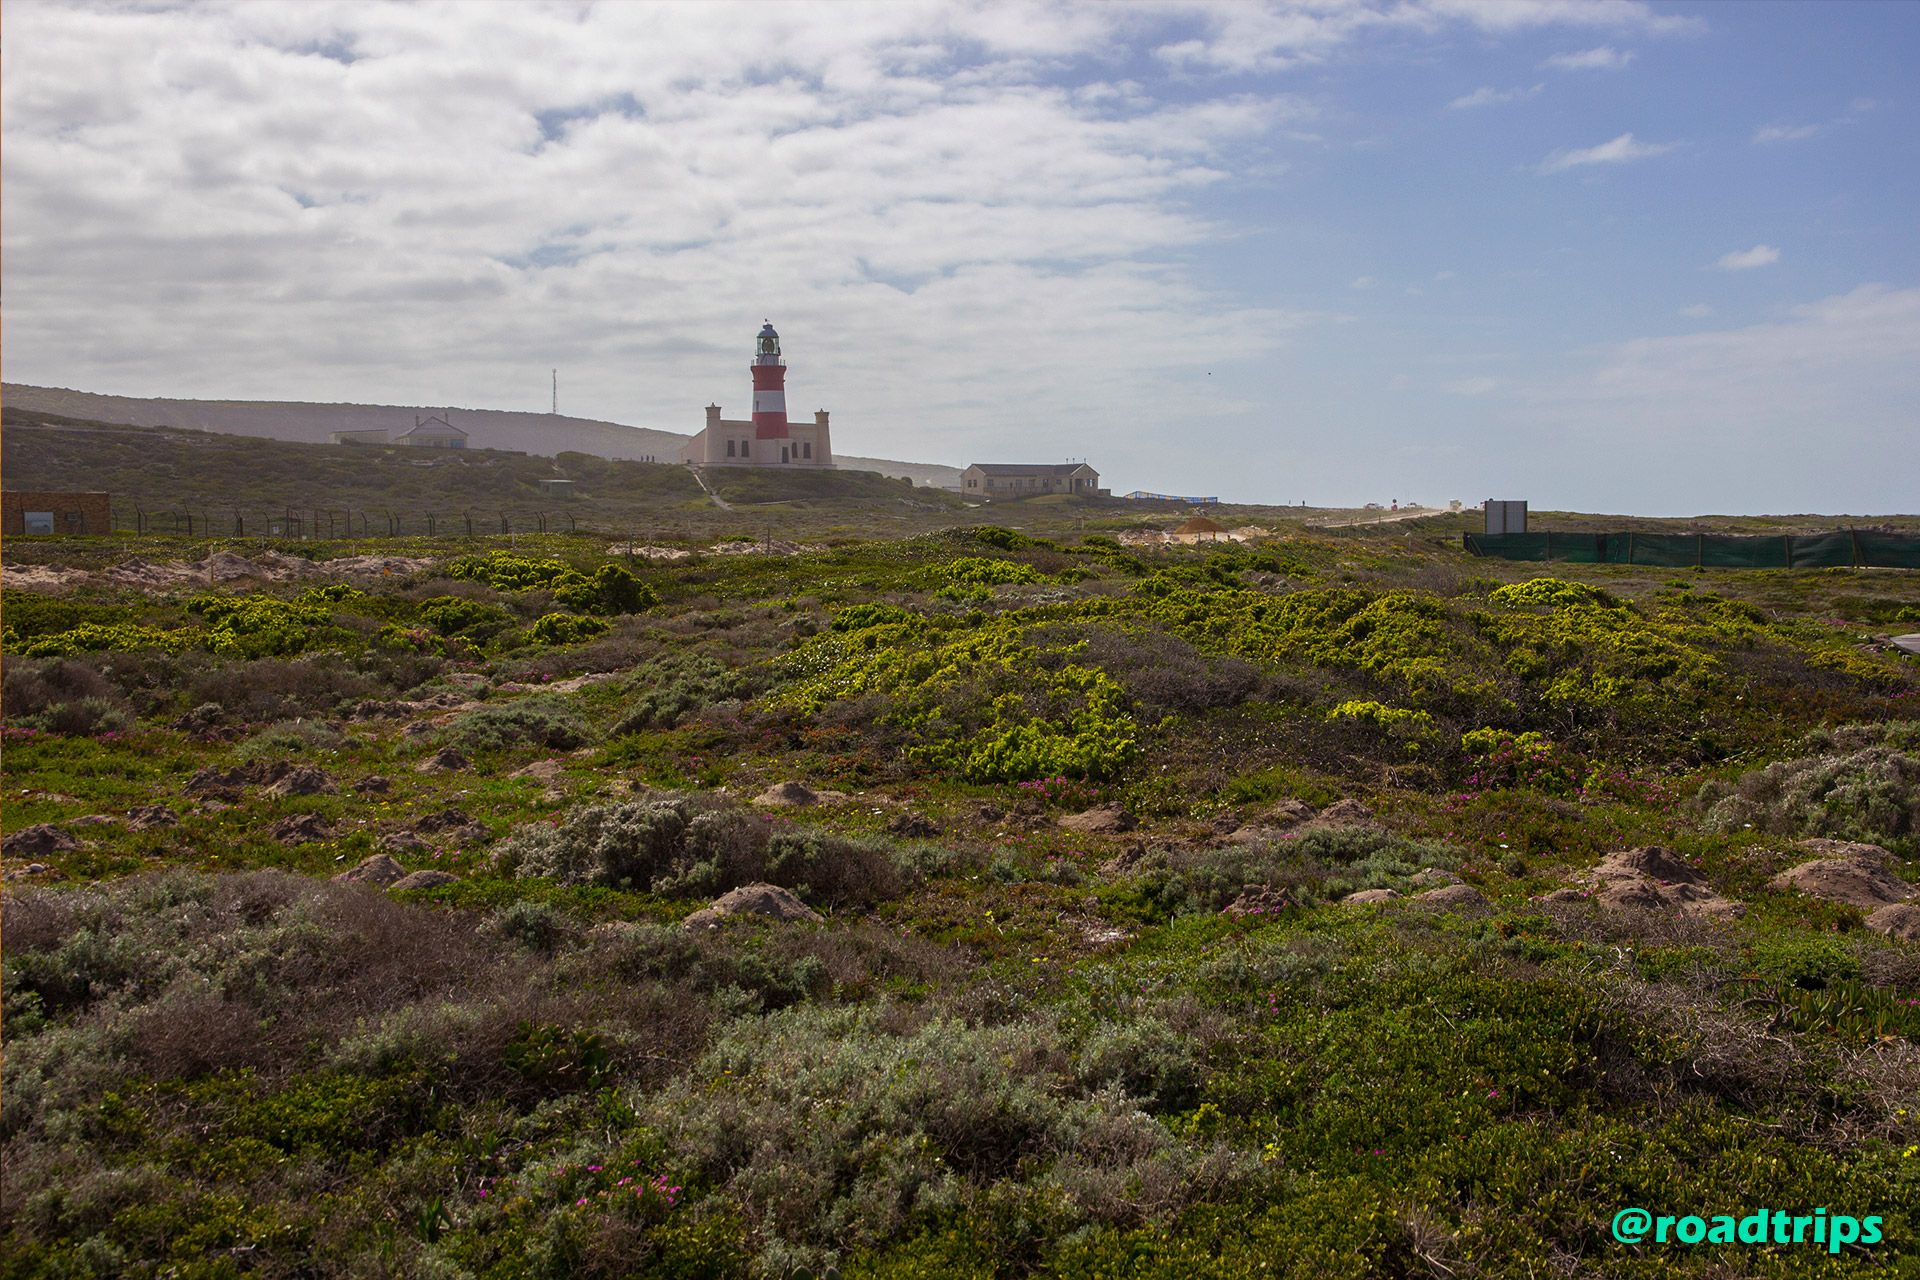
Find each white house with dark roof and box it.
[397,414,468,449]
[960,463,1101,500]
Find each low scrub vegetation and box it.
[5,525,1920,1277]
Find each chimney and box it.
[706,404,722,429]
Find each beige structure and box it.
[682,406,833,468]
[396,414,468,449]
[961,463,1101,500]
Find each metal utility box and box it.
[1485,500,1528,535]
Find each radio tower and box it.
[751,322,789,442]
[551,369,557,415]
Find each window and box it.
[741,440,749,457]
[726,439,736,457]
[24,511,53,534]
[802,442,811,459]
[782,446,790,463]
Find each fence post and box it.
[1696,534,1704,567]
[1852,530,1863,568]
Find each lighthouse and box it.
[680,321,835,469]
[751,321,789,442]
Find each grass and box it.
[5,492,1920,1278]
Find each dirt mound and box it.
[1867,903,1920,941]
[1562,846,1743,919]
[265,767,334,798]
[416,747,470,773]
[1417,884,1489,910]
[1342,888,1400,905]
[1059,805,1137,835]
[1223,886,1293,917]
[754,781,818,807]
[269,814,333,844]
[334,854,408,886]
[1310,799,1375,828]
[682,883,823,930]
[1768,841,1910,910]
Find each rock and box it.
[70,813,117,827]
[265,767,334,798]
[390,870,459,891]
[1867,903,1920,941]
[126,805,179,831]
[681,882,823,930]
[3,824,80,856]
[1417,883,1489,909]
[886,811,940,838]
[3,862,62,882]
[413,807,473,834]
[1769,842,1910,910]
[1224,886,1293,917]
[353,775,392,795]
[754,781,818,807]
[1409,867,1462,888]
[511,759,565,784]
[268,813,333,844]
[1059,805,1137,835]
[1892,634,1920,657]
[1342,888,1401,905]
[334,854,408,885]
[1311,798,1374,827]
[416,747,469,773]
[378,830,432,855]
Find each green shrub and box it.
[417,595,517,640]
[554,563,658,616]
[446,551,582,592]
[9,621,192,658]
[525,613,613,648]
[1488,578,1612,609]
[1746,934,1862,991]
[185,594,336,659]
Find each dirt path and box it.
[688,468,733,511]
[1308,506,1443,529]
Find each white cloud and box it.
[1716,244,1781,271]
[1753,123,1818,144]
[1678,303,1713,318]
[0,1,1331,462]
[1538,131,1676,173]
[1350,275,1379,290]
[1445,376,1499,396]
[1542,45,1634,71]
[1448,83,1543,109]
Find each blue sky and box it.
[4,1,1915,513]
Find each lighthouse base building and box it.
[681,322,834,469]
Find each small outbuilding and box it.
[3,491,112,535]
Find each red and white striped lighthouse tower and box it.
[751,321,789,443]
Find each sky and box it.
[3,0,1917,514]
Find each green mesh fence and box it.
[1464,531,1920,569]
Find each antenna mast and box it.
[551,369,557,415]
